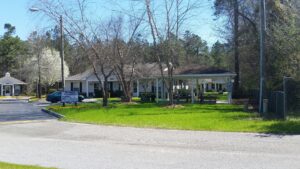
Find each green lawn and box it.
[48,102,300,134]
[0,162,56,169]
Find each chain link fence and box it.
[284,77,300,117]
[245,77,300,119]
[268,91,285,119]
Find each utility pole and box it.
[60,15,65,91]
[233,0,240,96]
[38,52,42,98]
[259,0,266,116]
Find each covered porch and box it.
[134,67,236,104]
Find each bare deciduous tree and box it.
[144,0,199,105]
[32,0,145,105]
[109,16,144,102]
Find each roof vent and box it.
[5,72,10,77]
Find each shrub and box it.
[111,90,123,97]
[94,89,102,98]
[140,92,156,102]
[48,88,57,94]
[177,89,190,97]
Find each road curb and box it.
[41,108,64,119]
[0,99,29,104]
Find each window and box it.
[133,82,137,93]
[80,82,82,93]
[71,82,74,91]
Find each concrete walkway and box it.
[0,121,299,169]
[0,96,29,103]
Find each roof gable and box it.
[0,73,26,85]
[65,69,94,81]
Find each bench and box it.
[199,95,217,104]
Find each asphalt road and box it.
[0,121,299,169]
[0,102,54,122]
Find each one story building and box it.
[0,72,26,96]
[65,64,236,103]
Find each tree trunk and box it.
[168,78,174,105]
[126,83,132,102]
[233,0,240,96]
[102,79,109,107]
[38,82,42,99]
[123,82,132,102]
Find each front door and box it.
[4,86,11,96]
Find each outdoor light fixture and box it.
[29,7,39,12]
[29,7,65,91]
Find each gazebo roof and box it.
[0,72,26,85]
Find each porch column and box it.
[227,79,233,104]
[86,80,89,97]
[12,85,15,96]
[1,85,3,96]
[191,79,195,104]
[156,78,159,103]
[136,80,140,97]
[161,80,164,100]
[215,83,217,92]
[196,79,199,102]
[203,83,206,92]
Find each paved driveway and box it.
[0,121,299,169]
[0,102,55,122]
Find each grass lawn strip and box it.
[48,102,300,134]
[0,161,56,169]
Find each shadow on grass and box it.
[221,113,260,121]
[262,120,300,135]
[116,105,247,117]
[120,103,244,111]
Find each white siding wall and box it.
[82,81,87,93]
[73,82,80,91]
[133,80,165,97]
[138,81,154,93]
[65,81,71,91]
[65,81,82,92]
[88,82,95,93]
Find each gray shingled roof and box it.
[66,64,235,81]
[65,69,94,81]
[0,73,26,85]
[175,65,234,75]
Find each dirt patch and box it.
[121,102,139,105]
[164,104,185,109]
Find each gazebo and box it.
[0,72,26,96]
